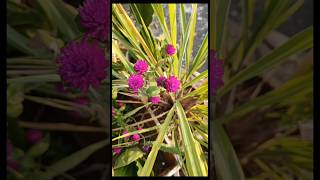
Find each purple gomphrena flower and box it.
[118,101,124,108]
[210,50,224,95]
[6,139,20,171]
[7,139,13,157]
[134,60,148,74]
[57,40,107,92]
[112,106,116,117]
[165,76,180,93]
[123,130,130,141]
[128,74,144,91]
[79,0,110,41]
[138,127,143,131]
[150,96,161,104]
[165,44,176,56]
[113,147,122,155]
[142,145,151,153]
[157,76,167,87]
[132,134,140,142]
[25,129,43,144]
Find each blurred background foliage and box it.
[211,0,313,179]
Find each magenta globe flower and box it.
[128,74,144,91]
[134,60,148,74]
[157,76,167,87]
[165,44,176,56]
[210,50,224,95]
[25,129,43,144]
[113,147,122,155]
[142,145,151,153]
[132,134,140,142]
[123,130,130,141]
[165,76,180,93]
[79,0,110,41]
[112,106,116,117]
[150,96,161,104]
[57,40,107,92]
[118,101,124,108]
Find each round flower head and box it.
[113,147,122,155]
[7,139,13,157]
[128,74,144,91]
[123,130,130,141]
[165,76,180,93]
[150,96,161,104]
[134,60,148,74]
[118,101,124,108]
[25,129,43,144]
[157,76,167,87]
[138,127,143,131]
[210,50,224,95]
[142,145,151,153]
[57,40,107,92]
[79,0,110,41]
[132,134,140,142]
[112,106,116,117]
[165,44,176,56]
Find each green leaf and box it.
[176,101,207,176]
[41,139,107,179]
[26,134,50,158]
[123,103,150,120]
[219,71,313,123]
[212,121,246,180]
[7,74,61,84]
[146,86,160,97]
[7,84,24,118]
[8,117,27,150]
[183,70,208,89]
[114,147,144,169]
[218,26,313,97]
[36,0,80,41]
[213,0,231,59]
[7,24,47,57]
[138,104,176,176]
[114,163,138,176]
[135,4,154,27]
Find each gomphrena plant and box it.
[112,4,208,176]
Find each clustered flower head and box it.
[166,44,176,56]
[79,0,110,41]
[128,74,144,91]
[57,40,107,92]
[142,145,151,153]
[134,60,149,74]
[25,129,43,144]
[123,130,130,141]
[156,76,166,87]
[113,147,122,155]
[150,96,161,104]
[164,76,180,93]
[132,134,140,142]
[210,50,224,95]
[157,76,181,93]
[7,139,19,170]
[112,106,116,117]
